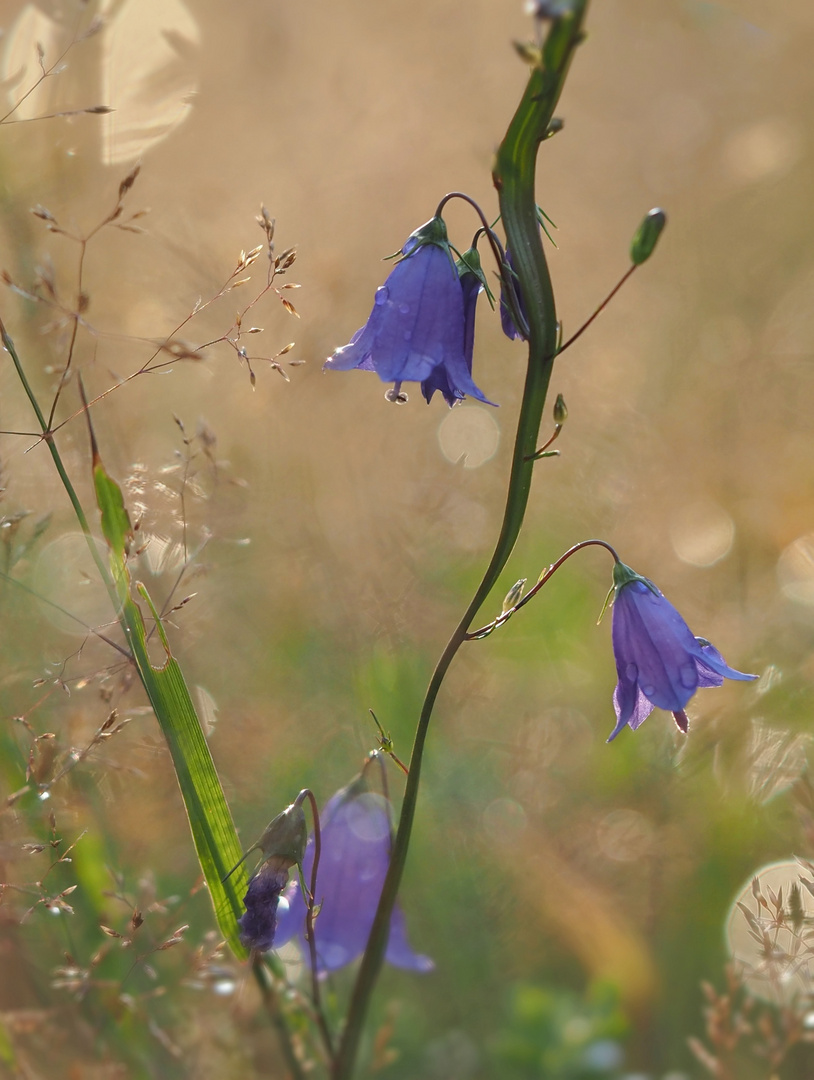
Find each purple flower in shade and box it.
[324,217,493,406]
[607,561,758,743]
[421,247,486,407]
[499,247,528,342]
[274,776,433,974]
[238,855,292,952]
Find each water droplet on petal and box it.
[399,302,410,315]
[642,684,656,697]
[626,663,638,681]
[375,286,389,306]
[680,662,697,689]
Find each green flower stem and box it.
[333,7,589,1078]
[0,316,122,617]
[3,314,249,953]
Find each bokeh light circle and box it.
[669,500,735,567]
[777,534,814,606]
[726,860,814,1004]
[437,406,500,469]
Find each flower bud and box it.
[630,208,667,265]
[553,393,567,425]
[502,579,526,615]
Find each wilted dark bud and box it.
[553,393,567,425]
[238,855,291,951]
[630,208,667,266]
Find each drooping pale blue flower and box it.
[238,855,292,952]
[273,776,433,974]
[324,217,492,406]
[607,561,757,743]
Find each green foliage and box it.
[91,448,249,957]
[492,982,627,1079]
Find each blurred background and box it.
[1,0,813,1076]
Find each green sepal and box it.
[612,560,658,597]
[402,215,451,257]
[457,246,495,306]
[254,801,308,866]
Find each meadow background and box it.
[1,0,813,1077]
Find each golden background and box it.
[0,1,812,1076]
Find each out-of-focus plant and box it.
[492,982,627,1079]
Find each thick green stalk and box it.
[332,6,589,1077]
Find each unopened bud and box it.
[553,393,567,425]
[630,208,667,265]
[502,579,526,615]
[513,40,543,67]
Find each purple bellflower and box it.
[608,561,758,743]
[421,247,486,407]
[324,217,493,406]
[274,776,433,974]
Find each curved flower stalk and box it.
[274,775,432,974]
[324,216,493,405]
[608,561,758,742]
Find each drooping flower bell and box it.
[421,247,489,407]
[274,774,433,974]
[608,561,757,743]
[324,217,492,406]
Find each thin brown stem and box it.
[557,263,637,356]
[301,788,335,1062]
[0,8,85,126]
[466,538,619,640]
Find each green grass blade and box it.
[94,452,249,956]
